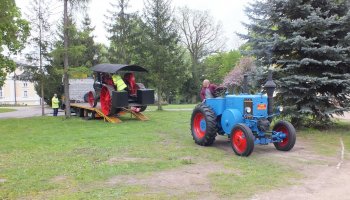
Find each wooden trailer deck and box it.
[70,103,149,123]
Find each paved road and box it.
[0,106,63,119]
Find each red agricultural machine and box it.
[70,64,154,123]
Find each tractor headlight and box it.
[245,107,252,114]
[278,106,283,112]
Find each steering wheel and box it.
[213,86,227,97]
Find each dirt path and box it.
[250,138,349,200]
[104,135,349,199]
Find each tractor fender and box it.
[221,109,244,134]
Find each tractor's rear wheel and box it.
[191,104,217,146]
[231,124,255,156]
[100,85,115,116]
[88,91,97,108]
[273,121,296,151]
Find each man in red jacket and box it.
[200,79,217,101]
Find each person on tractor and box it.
[112,74,127,91]
[112,73,141,113]
[200,79,217,101]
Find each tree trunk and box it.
[157,86,163,111]
[63,0,71,117]
[39,0,44,116]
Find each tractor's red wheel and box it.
[231,124,255,156]
[100,85,115,116]
[88,91,97,108]
[190,104,217,146]
[273,121,296,151]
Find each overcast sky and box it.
[15,0,253,50]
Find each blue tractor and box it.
[190,74,296,156]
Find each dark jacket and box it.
[200,84,217,100]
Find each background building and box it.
[0,66,41,106]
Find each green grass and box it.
[0,108,16,113]
[297,121,350,157]
[146,104,197,111]
[0,110,349,199]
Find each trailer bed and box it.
[70,103,149,123]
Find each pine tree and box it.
[242,0,350,127]
[143,0,186,110]
[105,0,141,64]
[79,15,98,68]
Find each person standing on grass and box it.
[52,94,59,116]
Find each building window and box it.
[23,82,28,88]
[0,87,2,98]
[24,90,28,98]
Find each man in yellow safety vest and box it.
[52,93,59,116]
[112,74,127,91]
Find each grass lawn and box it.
[146,104,197,111]
[0,108,16,113]
[0,110,349,199]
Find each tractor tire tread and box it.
[191,103,217,146]
[231,123,255,156]
[273,121,296,151]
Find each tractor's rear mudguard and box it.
[205,98,225,116]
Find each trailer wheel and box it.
[231,124,255,156]
[273,121,296,151]
[191,104,217,146]
[88,91,97,108]
[100,85,115,116]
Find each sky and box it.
[15,0,254,50]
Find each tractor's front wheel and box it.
[231,124,255,156]
[273,121,296,151]
[191,104,217,146]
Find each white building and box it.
[0,67,41,106]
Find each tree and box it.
[62,0,90,118]
[25,0,52,116]
[201,50,241,84]
[143,0,186,110]
[223,57,259,94]
[242,0,350,127]
[176,7,224,100]
[0,0,30,86]
[106,0,142,64]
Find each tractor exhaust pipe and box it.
[242,74,248,94]
[264,71,276,121]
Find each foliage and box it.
[242,0,350,128]
[34,65,63,105]
[223,57,260,94]
[142,0,186,110]
[105,0,144,64]
[0,0,30,86]
[51,17,97,75]
[202,50,242,84]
